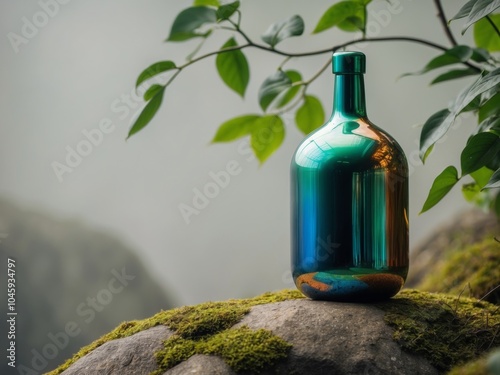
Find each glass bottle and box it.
[291,51,409,301]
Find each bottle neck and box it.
[332,73,367,118]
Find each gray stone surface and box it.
[61,325,173,375]
[60,300,439,375]
[164,354,236,375]
[236,299,438,375]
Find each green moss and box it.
[447,356,488,375]
[154,336,197,369]
[378,290,500,372]
[418,237,500,304]
[154,326,292,374]
[151,290,302,374]
[204,326,292,372]
[46,289,303,375]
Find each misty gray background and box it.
[0,0,474,306]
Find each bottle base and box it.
[295,271,405,302]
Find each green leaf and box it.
[402,46,474,78]
[258,71,292,111]
[418,74,493,159]
[337,16,365,32]
[461,132,500,175]
[193,0,219,6]
[212,115,260,143]
[471,166,494,188]
[127,87,165,139]
[471,47,491,62]
[418,73,492,156]
[484,167,500,189]
[275,70,302,109]
[450,68,500,116]
[421,70,500,151]
[338,0,371,32]
[430,68,478,85]
[313,1,365,34]
[420,166,459,213]
[461,182,477,200]
[477,115,500,134]
[261,15,304,48]
[462,182,480,202]
[423,144,435,162]
[295,95,325,135]
[441,44,475,61]
[419,109,451,161]
[462,182,490,208]
[143,84,164,101]
[216,1,240,20]
[481,84,500,103]
[462,95,482,112]
[251,116,285,163]
[478,85,500,105]
[136,61,177,88]
[215,37,249,97]
[450,0,477,21]
[462,0,500,34]
[167,6,217,42]
[474,14,500,52]
[479,92,500,123]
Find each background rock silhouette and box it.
[0,198,176,374]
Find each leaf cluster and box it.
[130,0,371,162]
[130,0,500,215]
[419,0,500,214]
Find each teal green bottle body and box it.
[291,52,409,301]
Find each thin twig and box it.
[178,34,481,78]
[433,0,458,46]
[179,36,450,72]
[486,15,500,39]
[478,284,500,303]
[305,58,332,85]
[249,36,450,57]
[270,86,307,117]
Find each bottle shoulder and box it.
[292,118,407,170]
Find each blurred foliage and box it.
[130,0,500,216]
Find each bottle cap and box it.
[332,51,366,74]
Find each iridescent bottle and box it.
[291,51,409,301]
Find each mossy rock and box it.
[47,290,302,375]
[48,289,500,375]
[447,348,500,375]
[377,290,499,372]
[417,236,500,304]
[407,209,498,288]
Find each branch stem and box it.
[486,15,500,39]
[246,36,450,57]
[179,36,450,71]
[305,58,332,85]
[433,0,458,46]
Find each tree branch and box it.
[181,35,450,71]
[243,36,450,57]
[433,0,458,46]
[486,15,500,39]
[229,17,450,56]
[170,33,480,93]
[305,58,332,85]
